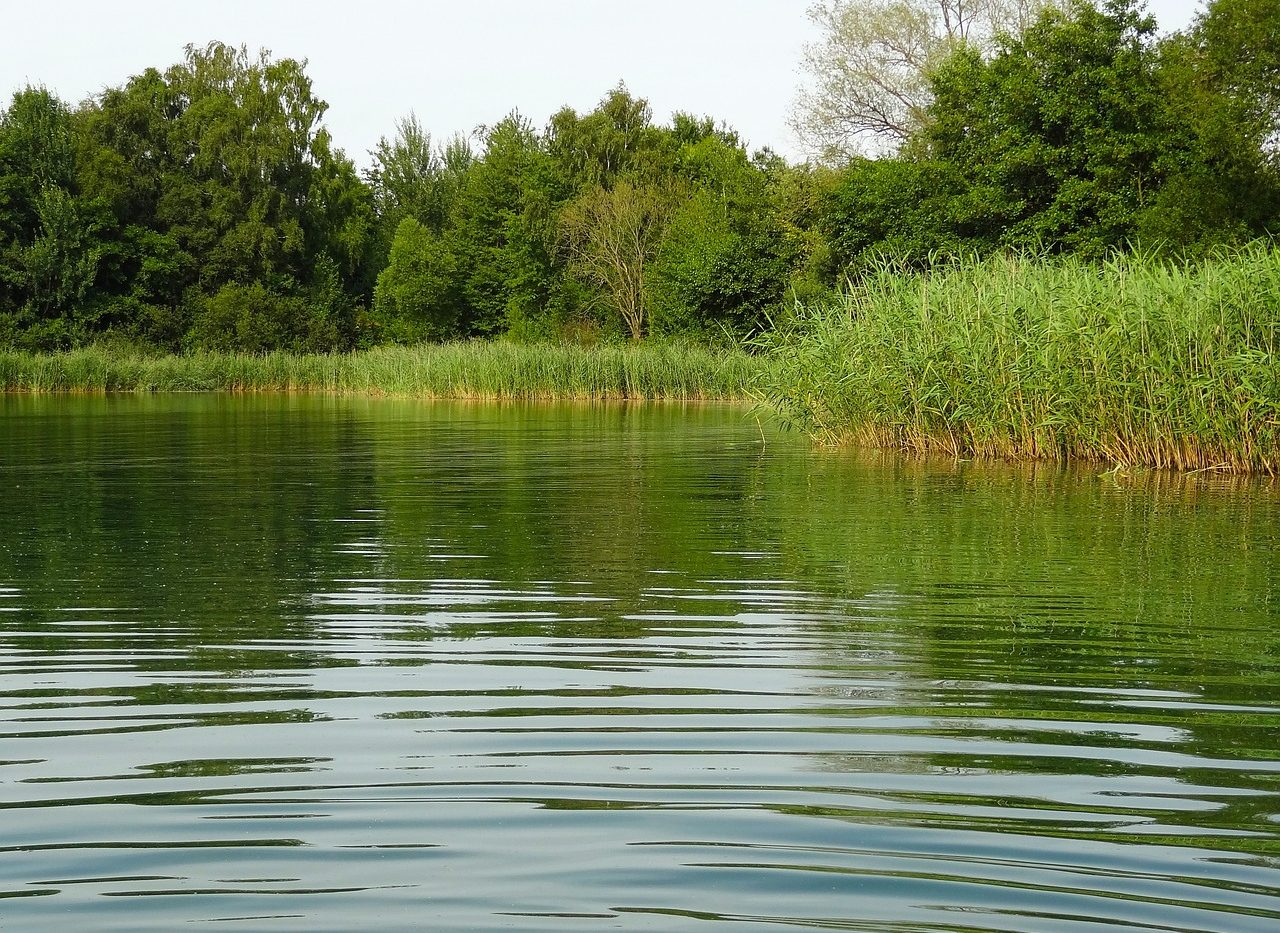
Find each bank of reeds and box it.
[757,246,1280,474]
[0,340,765,401]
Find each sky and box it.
[2,0,1206,169]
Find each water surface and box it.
[1,396,1278,931]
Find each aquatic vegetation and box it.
[0,340,765,401]
[757,246,1280,474]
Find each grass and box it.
[0,340,766,401]
[756,245,1280,474]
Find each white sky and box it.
[2,0,1205,168]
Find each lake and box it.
[1,396,1278,931]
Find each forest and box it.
[0,0,1277,356]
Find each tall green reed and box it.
[0,340,765,402]
[756,246,1280,474]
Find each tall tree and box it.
[71,42,375,350]
[649,132,802,337]
[447,113,568,335]
[0,87,109,347]
[371,216,460,342]
[367,114,473,235]
[546,85,665,188]
[1195,0,1280,158]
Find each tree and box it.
[1196,0,1280,156]
[367,114,473,235]
[649,134,802,337]
[447,113,569,336]
[546,85,665,188]
[922,0,1173,256]
[793,0,1058,159]
[69,42,375,350]
[1135,14,1280,251]
[818,157,988,270]
[0,87,111,347]
[372,217,460,342]
[561,181,674,339]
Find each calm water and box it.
[1,396,1278,932]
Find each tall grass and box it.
[757,246,1280,474]
[0,340,765,401]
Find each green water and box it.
[0,395,1278,932]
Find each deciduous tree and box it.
[561,181,674,339]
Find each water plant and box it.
[756,246,1280,474]
[0,340,765,401]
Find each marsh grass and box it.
[757,246,1280,474]
[0,340,765,401]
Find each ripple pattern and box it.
[0,396,1277,931]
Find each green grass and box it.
[756,246,1280,474]
[0,340,766,401]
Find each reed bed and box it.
[757,246,1280,474]
[0,340,765,401]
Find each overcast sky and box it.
[3,0,1206,168]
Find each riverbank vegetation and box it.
[0,341,763,400]
[758,247,1280,474]
[1,0,1278,470]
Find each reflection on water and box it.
[0,395,1278,931]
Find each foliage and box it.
[187,282,340,354]
[1196,0,1280,155]
[1,4,1279,358]
[924,0,1172,256]
[0,87,105,346]
[818,157,986,270]
[2,43,374,352]
[372,217,460,342]
[366,114,472,248]
[814,0,1280,271]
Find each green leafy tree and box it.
[1133,25,1280,250]
[1147,0,1280,245]
[448,114,570,336]
[813,0,1280,265]
[649,134,802,337]
[186,282,321,353]
[0,87,111,346]
[367,115,473,237]
[924,0,1173,256]
[372,217,461,342]
[818,157,987,271]
[1196,0,1280,156]
[72,43,374,350]
[547,85,667,188]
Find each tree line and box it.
[1,0,1276,353]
